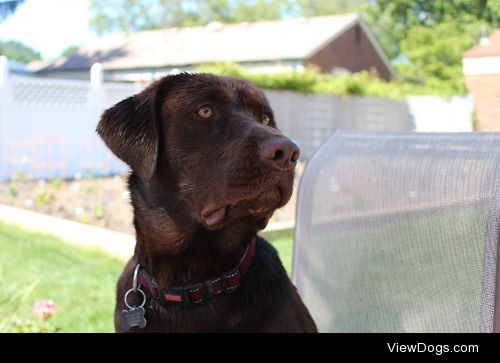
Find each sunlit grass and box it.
[0,221,122,332]
[262,228,294,276]
[0,221,295,332]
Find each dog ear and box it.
[97,83,161,182]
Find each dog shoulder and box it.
[254,235,288,276]
[251,236,318,332]
[243,236,291,303]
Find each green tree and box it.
[396,20,482,93]
[290,0,367,17]
[195,0,289,23]
[230,0,288,22]
[370,0,500,26]
[363,0,500,59]
[88,0,373,35]
[60,45,80,58]
[361,0,500,93]
[0,40,41,63]
[89,0,291,35]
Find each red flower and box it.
[32,300,57,320]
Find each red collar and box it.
[134,236,257,308]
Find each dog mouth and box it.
[200,206,227,227]
[200,187,283,229]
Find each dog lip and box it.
[247,206,271,216]
[201,185,285,226]
[201,206,226,227]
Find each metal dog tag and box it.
[121,306,147,331]
[122,285,147,331]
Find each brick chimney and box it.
[463,29,500,131]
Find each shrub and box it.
[198,62,460,98]
[92,204,105,220]
[51,178,63,188]
[35,190,54,205]
[7,185,18,198]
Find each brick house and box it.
[37,13,394,82]
[463,30,500,131]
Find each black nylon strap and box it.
[132,237,256,309]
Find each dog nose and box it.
[259,136,300,170]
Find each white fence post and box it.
[90,63,103,90]
[0,55,12,182]
[89,63,105,108]
[88,63,106,176]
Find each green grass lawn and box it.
[262,228,294,275]
[0,221,123,332]
[0,221,294,332]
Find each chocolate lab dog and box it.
[97,73,317,332]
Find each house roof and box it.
[464,29,500,58]
[7,60,32,74]
[40,13,391,73]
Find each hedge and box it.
[198,63,463,99]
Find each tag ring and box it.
[124,288,146,309]
[132,264,140,291]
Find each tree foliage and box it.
[396,21,482,93]
[363,0,500,93]
[60,45,80,58]
[288,0,366,17]
[89,0,290,35]
[363,0,500,59]
[0,40,41,63]
[88,0,374,35]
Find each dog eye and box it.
[197,105,214,119]
[262,114,271,125]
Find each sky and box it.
[0,0,97,59]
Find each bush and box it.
[201,63,321,93]
[35,190,54,205]
[198,62,460,99]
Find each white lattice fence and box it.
[0,58,472,182]
[264,91,417,159]
[0,60,142,181]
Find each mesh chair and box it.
[293,130,500,332]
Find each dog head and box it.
[97,73,299,232]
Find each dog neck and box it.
[129,177,258,287]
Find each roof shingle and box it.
[43,13,360,71]
[464,29,500,58]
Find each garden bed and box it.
[0,174,297,235]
